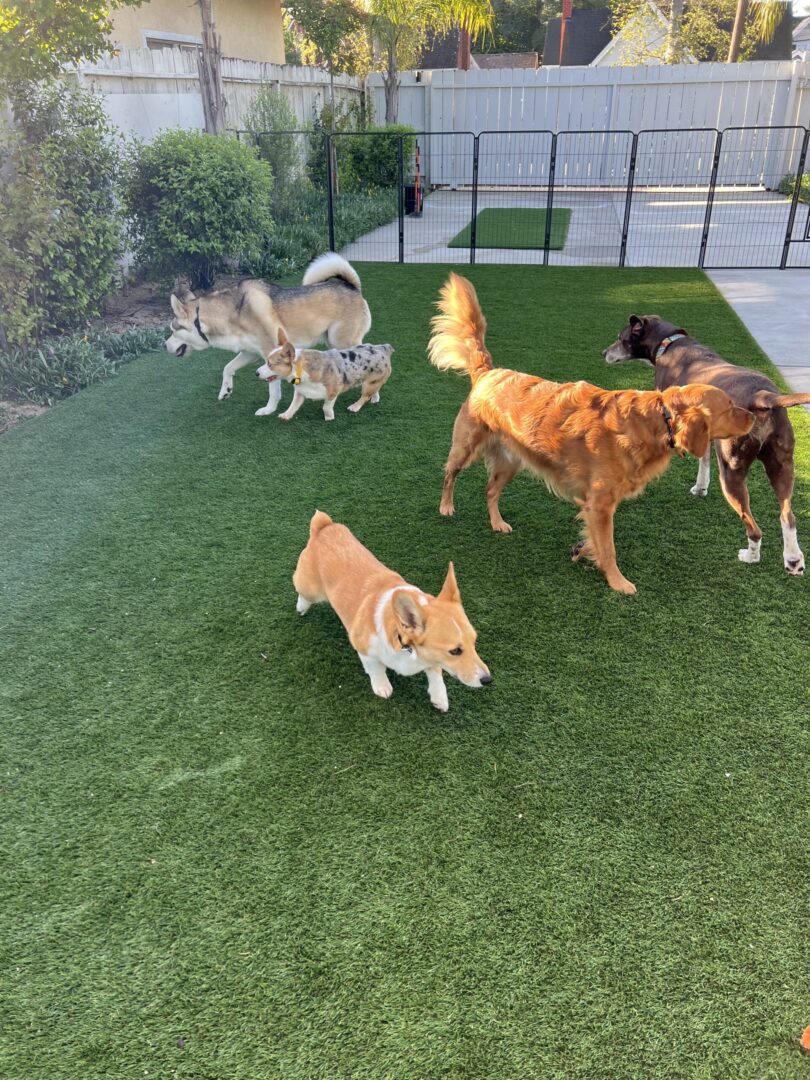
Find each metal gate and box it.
[234,124,810,270]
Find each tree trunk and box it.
[197,0,226,134]
[666,0,684,62]
[457,27,471,70]
[727,0,749,61]
[384,43,399,125]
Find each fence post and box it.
[619,133,638,268]
[699,130,723,269]
[470,135,480,266]
[780,128,809,269]
[543,133,557,267]
[325,134,336,253]
[397,135,405,264]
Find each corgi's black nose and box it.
[480,673,492,685]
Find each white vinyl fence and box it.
[369,60,810,135]
[368,60,810,188]
[73,47,364,140]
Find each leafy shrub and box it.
[240,188,398,280]
[243,87,305,211]
[0,327,167,407]
[122,130,274,290]
[778,172,810,204]
[0,83,122,348]
[306,97,369,189]
[335,126,417,192]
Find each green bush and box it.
[306,98,369,189]
[0,327,166,407]
[0,83,122,348]
[240,188,398,280]
[122,130,274,290]
[778,172,810,204]
[335,126,417,192]
[243,87,305,211]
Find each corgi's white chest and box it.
[290,373,327,401]
[368,633,428,676]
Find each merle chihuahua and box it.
[603,314,809,575]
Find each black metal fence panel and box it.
[703,126,809,269]
[400,132,476,265]
[783,129,810,269]
[629,129,720,268]
[232,124,810,270]
[474,131,553,266]
[549,130,634,267]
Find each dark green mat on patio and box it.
[448,207,572,250]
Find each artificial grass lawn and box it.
[2,265,809,1080]
[448,207,572,250]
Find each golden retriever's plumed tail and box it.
[429,273,493,384]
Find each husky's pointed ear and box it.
[170,294,187,320]
[393,592,425,637]
[277,326,289,346]
[438,562,461,604]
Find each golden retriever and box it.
[429,274,754,594]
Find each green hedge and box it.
[778,172,810,204]
[0,83,122,348]
[122,130,274,290]
[0,328,167,407]
[240,188,398,280]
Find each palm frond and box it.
[750,0,787,44]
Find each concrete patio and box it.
[341,187,810,270]
[708,270,810,396]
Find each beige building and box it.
[110,0,285,64]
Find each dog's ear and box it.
[629,315,646,336]
[437,562,461,604]
[281,342,295,362]
[170,294,187,320]
[393,592,425,638]
[277,326,289,346]
[675,409,710,459]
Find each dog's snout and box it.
[480,673,492,686]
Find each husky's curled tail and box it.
[302,253,362,291]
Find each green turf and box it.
[448,207,572,250]
[1,266,809,1080]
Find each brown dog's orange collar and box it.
[655,333,686,360]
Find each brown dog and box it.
[603,315,810,574]
[429,274,754,595]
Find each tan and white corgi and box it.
[256,329,393,421]
[293,511,491,711]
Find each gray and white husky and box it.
[164,253,372,416]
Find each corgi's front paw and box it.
[372,676,393,700]
[218,381,233,401]
[255,404,277,416]
[430,693,449,712]
[278,409,295,422]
